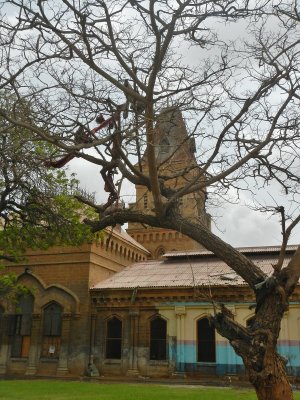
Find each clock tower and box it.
[127,107,211,259]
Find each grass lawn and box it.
[0,380,299,400]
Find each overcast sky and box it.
[64,12,300,249]
[68,156,299,248]
[3,1,299,248]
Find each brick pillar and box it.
[57,313,72,376]
[26,313,41,375]
[126,310,139,376]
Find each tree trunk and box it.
[250,354,293,400]
[213,289,293,400]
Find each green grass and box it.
[0,380,298,400]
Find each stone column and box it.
[26,313,41,375]
[87,314,100,377]
[57,313,72,376]
[175,306,186,374]
[126,309,139,376]
[281,313,289,342]
[89,313,97,362]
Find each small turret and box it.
[155,107,196,164]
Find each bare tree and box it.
[0,1,300,398]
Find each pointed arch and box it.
[9,294,34,358]
[106,316,122,359]
[41,301,63,358]
[150,315,167,360]
[197,317,216,363]
[159,138,170,154]
[155,246,165,259]
[16,272,80,313]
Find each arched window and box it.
[150,316,167,360]
[42,302,62,358]
[9,295,34,358]
[159,138,170,154]
[197,317,216,362]
[156,246,165,259]
[106,317,122,359]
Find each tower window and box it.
[159,138,170,154]
[156,246,165,259]
[143,194,148,209]
[197,317,216,362]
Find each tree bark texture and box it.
[253,356,293,400]
[213,290,293,400]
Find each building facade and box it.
[1,243,299,379]
[0,227,149,377]
[0,109,299,380]
[90,246,300,378]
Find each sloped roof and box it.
[91,246,297,290]
[105,226,149,254]
[164,245,298,258]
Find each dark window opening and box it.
[150,316,167,360]
[106,317,122,359]
[246,316,255,329]
[197,317,216,363]
[143,194,148,209]
[156,247,165,260]
[159,139,170,154]
[9,296,33,358]
[42,302,62,358]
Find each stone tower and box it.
[127,107,211,259]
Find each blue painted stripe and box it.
[277,344,300,367]
[167,339,300,376]
[168,340,243,365]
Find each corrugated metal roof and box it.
[91,250,294,290]
[163,245,298,258]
